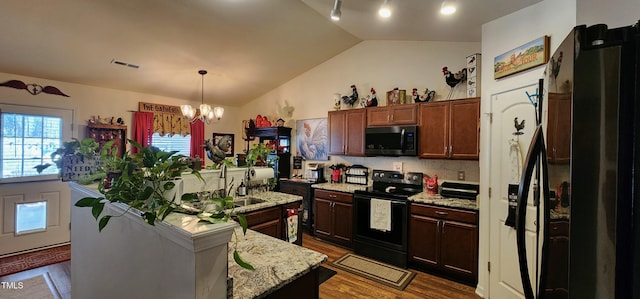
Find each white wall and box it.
[0,72,242,167]
[240,40,482,181]
[577,0,639,29]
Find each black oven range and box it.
[353,170,423,268]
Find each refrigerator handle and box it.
[516,125,546,299]
[400,128,406,152]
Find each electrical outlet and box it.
[457,171,465,181]
[393,162,403,172]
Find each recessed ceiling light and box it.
[440,0,457,15]
[378,0,392,18]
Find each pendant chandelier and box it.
[181,70,224,124]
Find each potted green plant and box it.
[245,143,278,167]
[75,139,254,270]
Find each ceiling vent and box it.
[110,59,140,69]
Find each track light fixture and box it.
[378,0,391,18]
[440,0,457,15]
[181,70,224,124]
[330,0,342,21]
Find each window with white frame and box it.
[151,133,191,157]
[0,104,74,183]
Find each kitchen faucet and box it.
[220,163,227,197]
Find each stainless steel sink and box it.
[233,197,266,207]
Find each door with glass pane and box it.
[0,104,74,255]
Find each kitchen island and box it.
[229,226,327,298]
[69,182,325,299]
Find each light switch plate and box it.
[393,162,403,172]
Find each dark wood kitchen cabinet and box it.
[547,93,571,164]
[313,189,353,248]
[366,104,418,127]
[545,219,569,296]
[409,203,478,284]
[418,98,479,160]
[244,206,282,240]
[328,109,366,156]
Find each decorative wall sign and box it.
[0,80,69,97]
[296,118,328,161]
[138,102,190,136]
[494,36,550,79]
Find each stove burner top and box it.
[355,170,424,200]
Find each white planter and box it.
[70,182,236,299]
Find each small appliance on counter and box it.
[345,165,369,185]
[305,163,325,183]
[440,181,479,200]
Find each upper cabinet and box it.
[328,109,366,156]
[418,98,479,160]
[366,104,418,127]
[547,93,571,164]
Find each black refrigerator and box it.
[515,22,640,299]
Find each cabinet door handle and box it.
[328,194,337,198]
[435,211,448,216]
[391,114,394,121]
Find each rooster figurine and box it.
[419,88,436,103]
[341,85,359,107]
[365,88,378,107]
[442,66,467,100]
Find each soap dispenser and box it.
[237,180,247,197]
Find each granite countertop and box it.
[228,191,302,214]
[228,227,328,299]
[409,192,479,211]
[311,182,369,194]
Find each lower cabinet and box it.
[242,201,303,245]
[408,203,478,284]
[245,206,282,240]
[313,189,353,248]
[545,219,569,297]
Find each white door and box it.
[488,84,542,298]
[0,104,74,256]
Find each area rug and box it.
[0,244,70,277]
[318,265,337,284]
[331,253,416,291]
[0,272,61,299]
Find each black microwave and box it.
[364,126,418,156]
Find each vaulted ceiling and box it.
[0,0,541,106]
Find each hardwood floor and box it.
[0,232,480,299]
[304,233,481,299]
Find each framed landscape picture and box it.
[494,36,550,79]
[213,133,234,157]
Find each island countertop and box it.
[228,227,327,299]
